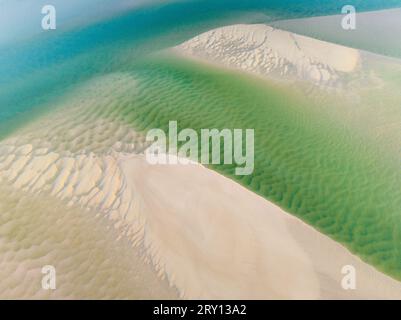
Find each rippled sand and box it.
[2,6,401,297]
[1,62,401,298]
[173,24,360,88]
[0,184,177,299]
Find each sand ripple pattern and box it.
[1,56,401,298]
[0,74,171,298]
[174,24,361,90]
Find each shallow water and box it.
[1,0,400,131]
[103,55,401,280]
[0,182,177,299]
[1,0,401,289]
[11,50,399,282]
[272,8,401,60]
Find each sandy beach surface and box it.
[172,24,361,89]
[1,126,401,298]
[1,22,401,298]
[118,153,401,299]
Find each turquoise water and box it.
[1,0,401,283]
[1,0,401,131]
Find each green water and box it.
[92,54,401,280]
[1,0,401,283]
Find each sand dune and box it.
[1,127,401,298]
[119,153,401,299]
[1,67,401,298]
[173,24,361,88]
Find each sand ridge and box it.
[1,69,401,299]
[173,24,361,89]
[1,131,401,298]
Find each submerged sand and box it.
[2,139,401,298]
[1,75,401,299]
[0,24,401,298]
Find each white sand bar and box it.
[1,70,401,298]
[118,154,401,299]
[2,137,401,298]
[173,24,360,86]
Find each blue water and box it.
[0,0,400,134]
